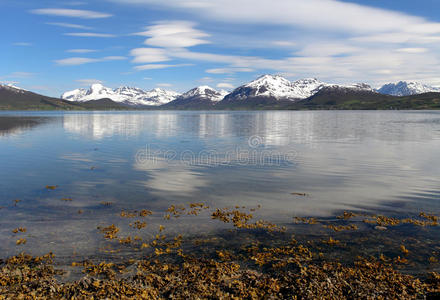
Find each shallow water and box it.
[0,110,439,260]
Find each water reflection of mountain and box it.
[0,116,52,137]
[63,111,440,144]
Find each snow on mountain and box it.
[180,86,228,102]
[241,75,325,99]
[290,78,327,99]
[222,75,374,103]
[62,84,180,106]
[0,83,26,93]
[377,81,440,96]
[325,82,374,92]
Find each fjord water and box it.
[0,111,439,258]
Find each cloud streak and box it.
[109,0,439,34]
[130,48,170,63]
[75,79,103,86]
[64,32,116,38]
[13,42,32,46]
[66,49,98,53]
[46,22,93,30]
[134,21,210,48]
[55,56,126,66]
[31,8,112,19]
[134,63,193,70]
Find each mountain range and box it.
[62,84,179,106]
[377,81,440,96]
[1,75,440,110]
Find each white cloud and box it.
[134,21,210,48]
[105,0,440,86]
[30,8,112,19]
[55,56,126,66]
[157,83,173,87]
[55,57,99,65]
[199,77,214,83]
[63,1,88,5]
[216,83,234,89]
[206,67,255,74]
[66,49,98,53]
[134,63,192,70]
[103,56,126,60]
[295,43,361,57]
[396,48,428,54]
[13,42,32,46]
[46,22,93,30]
[108,0,437,34]
[8,72,35,78]
[130,48,170,63]
[75,79,103,86]
[352,33,440,44]
[272,41,297,47]
[64,32,116,38]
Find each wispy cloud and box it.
[272,41,297,47]
[216,83,234,89]
[109,0,439,35]
[206,68,255,74]
[46,22,93,30]
[396,48,428,54]
[64,32,116,38]
[199,77,214,83]
[66,49,98,53]
[118,0,440,85]
[0,72,35,82]
[13,42,32,47]
[30,8,112,19]
[130,48,170,63]
[55,56,126,66]
[75,79,103,86]
[134,21,210,48]
[9,72,35,78]
[63,1,88,5]
[156,83,173,87]
[55,57,99,66]
[134,63,192,70]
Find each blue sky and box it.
[1,0,440,96]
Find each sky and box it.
[1,0,440,96]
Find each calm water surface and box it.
[0,111,439,259]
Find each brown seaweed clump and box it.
[1,251,440,299]
[2,205,440,299]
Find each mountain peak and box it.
[181,86,226,101]
[247,74,290,87]
[234,75,325,100]
[62,84,180,106]
[0,83,26,94]
[378,81,440,96]
[90,83,104,90]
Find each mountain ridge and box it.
[62,84,180,106]
[3,75,440,110]
[377,81,440,96]
[162,86,228,109]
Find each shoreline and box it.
[2,205,440,298]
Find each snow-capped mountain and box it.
[62,84,180,106]
[0,83,26,94]
[226,75,325,101]
[220,75,373,106]
[377,81,440,96]
[163,86,228,109]
[180,86,228,102]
